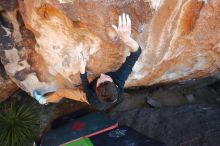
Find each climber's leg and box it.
[62,88,88,103]
[46,88,88,104]
[45,90,64,103]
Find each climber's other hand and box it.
[80,53,87,74]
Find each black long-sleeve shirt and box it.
[80,46,142,110]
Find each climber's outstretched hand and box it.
[112,13,139,52]
[112,13,132,44]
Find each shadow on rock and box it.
[110,104,220,146]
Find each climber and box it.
[33,13,141,110]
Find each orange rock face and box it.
[0,0,219,99]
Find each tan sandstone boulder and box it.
[0,0,219,100]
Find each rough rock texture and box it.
[110,105,220,146]
[0,63,18,102]
[0,0,219,98]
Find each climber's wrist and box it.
[80,68,86,74]
[124,38,139,52]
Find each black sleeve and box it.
[106,46,142,88]
[80,72,94,98]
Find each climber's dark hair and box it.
[96,81,119,103]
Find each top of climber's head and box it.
[96,74,119,103]
[96,73,113,87]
